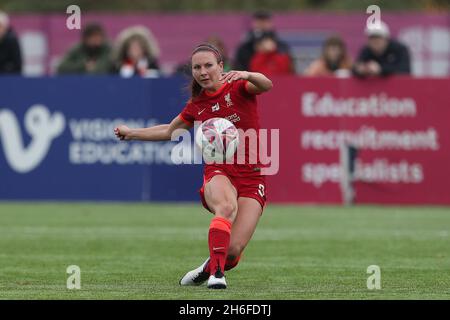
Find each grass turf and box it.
[0,202,449,299]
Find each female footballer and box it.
[114,43,272,289]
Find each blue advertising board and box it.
[0,76,203,201]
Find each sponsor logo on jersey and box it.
[225,113,240,123]
[211,102,220,112]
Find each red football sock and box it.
[204,254,241,273]
[208,216,232,275]
[225,255,241,271]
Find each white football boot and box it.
[207,266,227,289]
[179,258,210,286]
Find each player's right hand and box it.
[114,125,132,140]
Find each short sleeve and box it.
[236,79,258,97]
[179,101,195,125]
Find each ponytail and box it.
[190,78,202,98]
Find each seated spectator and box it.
[353,21,411,77]
[174,35,230,76]
[249,32,293,75]
[112,26,160,78]
[234,10,291,70]
[0,10,22,74]
[304,35,352,77]
[57,23,112,74]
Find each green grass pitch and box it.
[0,202,449,299]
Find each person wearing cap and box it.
[353,21,411,77]
[233,10,291,71]
[0,10,22,74]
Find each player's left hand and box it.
[220,70,250,83]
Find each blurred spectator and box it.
[304,35,352,77]
[0,11,22,74]
[112,26,160,78]
[57,23,112,74]
[174,35,230,76]
[353,21,411,77]
[233,10,291,70]
[249,32,293,75]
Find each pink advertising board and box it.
[259,76,450,205]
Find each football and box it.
[195,117,239,163]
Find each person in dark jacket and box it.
[57,23,112,74]
[353,21,411,77]
[0,11,22,74]
[233,10,291,71]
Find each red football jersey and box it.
[179,80,264,177]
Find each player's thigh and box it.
[204,175,238,220]
[228,197,263,258]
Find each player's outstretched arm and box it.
[114,115,191,141]
[220,70,273,94]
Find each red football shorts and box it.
[199,165,267,214]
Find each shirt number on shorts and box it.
[258,184,265,197]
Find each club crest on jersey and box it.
[211,102,220,112]
[224,93,233,107]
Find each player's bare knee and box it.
[214,201,237,221]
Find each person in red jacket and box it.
[249,32,293,75]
